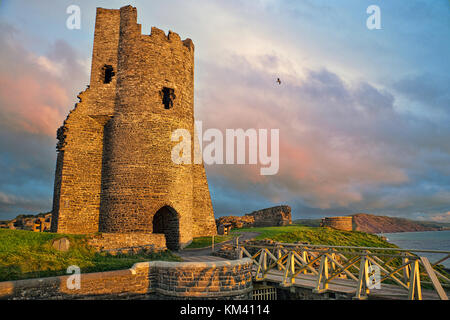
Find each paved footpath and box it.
[177,231,260,262]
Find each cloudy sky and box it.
[0,0,449,221]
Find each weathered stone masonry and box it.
[0,259,253,300]
[321,216,353,231]
[216,205,292,230]
[246,205,292,227]
[51,6,217,250]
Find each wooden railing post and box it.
[420,257,448,300]
[263,249,268,272]
[302,250,308,274]
[408,259,422,300]
[354,255,369,300]
[402,254,410,286]
[313,254,329,293]
[330,252,336,274]
[236,237,242,259]
[289,251,295,285]
[255,249,268,281]
[276,244,282,271]
[281,251,295,287]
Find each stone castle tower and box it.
[51,5,217,250]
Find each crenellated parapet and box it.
[146,27,194,52]
[116,6,194,54]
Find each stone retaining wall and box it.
[87,232,167,251]
[213,243,238,260]
[0,259,253,300]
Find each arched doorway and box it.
[152,206,180,251]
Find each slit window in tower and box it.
[102,65,114,84]
[161,87,176,109]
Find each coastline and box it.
[382,230,450,268]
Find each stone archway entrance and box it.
[152,206,180,251]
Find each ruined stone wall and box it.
[2,213,52,232]
[245,205,292,227]
[216,206,292,230]
[50,93,106,234]
[51,6,217,246]
[321,216,353,231]
[0,259,253,300]
[51,8,121,234]
[216,215,255,229]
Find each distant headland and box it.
[295,213,450,234]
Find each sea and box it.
[381,230,450,268]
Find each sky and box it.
[0,0,449,222]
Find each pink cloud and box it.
[0,26,88,137]
[198,55,412,209]
[0,75,69,136]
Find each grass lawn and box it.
[0,229,181,282]
[185,235,234,249]
[232,224,398,248]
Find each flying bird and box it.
[276,78,281,85]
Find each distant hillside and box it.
[234,225,397,248]
[294,219,322,227]
[352,213,449,233]
[294,214,450,234]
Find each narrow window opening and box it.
[161,87,176,109]
[102,65,114,84]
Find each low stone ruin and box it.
[0,213,52,232]
[213,239,282,260]
[216,215,255,229]
[216,205,292,232]
[320,216,353,231]
[245,205,292,227]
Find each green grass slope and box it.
[185,235,233,249]
[233,224,397,248]
[0,229,181,282]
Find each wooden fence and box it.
[236,241,449,300]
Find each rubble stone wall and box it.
[216,206,292,230]
[0,259,253,300]
[246,205,292,227]
[87,233,167,251]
